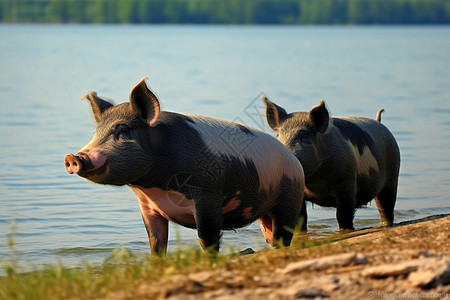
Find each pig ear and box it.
[309,100,330,133]
[130,77,160,126]
[82,91,114,124]
[263,95,287,130]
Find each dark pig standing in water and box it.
[263,97,400,230]
[64,78,305,255]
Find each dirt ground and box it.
[106,214,450,300]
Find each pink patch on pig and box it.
[222,198,241,214]
[198,238,207,251]
[304,187,318,199]
[131,186,196,228]
[242,207,253,219]
[222,191,242,214]
[85,149,107,169]
[259,215,274,245]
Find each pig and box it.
[263,97,400,230]
[64,77,305,255]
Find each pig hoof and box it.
[381,220,394,227]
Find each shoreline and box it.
[105,214,450,299]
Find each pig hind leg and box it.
[259,200,307,247]
[375,185,397,227]
[270,188,303,247]
[259,214,274,245]
[195,192,223,252]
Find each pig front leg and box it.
[336,205,355,230]
[335,188,357,230]
[132,187,169,256]
[300,199,308,231]
[141,210,169,256]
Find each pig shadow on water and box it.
[263,96,400,231]
[64,77,305,256]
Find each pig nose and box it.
[64,153,82,174]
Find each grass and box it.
[0,239,346,300]
[1,235,225,300]
[0,220,366,300]
[0,221,272,300]
[0,223,330,300]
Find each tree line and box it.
[1,0,450,24]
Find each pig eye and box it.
[114,124,130,140]
[300,135,312,145]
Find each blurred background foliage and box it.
[1,0,450,24]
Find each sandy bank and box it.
[104,214,450,300]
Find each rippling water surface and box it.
[1,25,449,271]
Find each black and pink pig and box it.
[263,97,400,230]
[64,78,305,255]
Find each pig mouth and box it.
[79,161,109,179]
[74,153,109,179]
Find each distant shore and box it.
[2,0,450,25]
[103,214,450,299]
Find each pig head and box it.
[64,86,158,186]
[264,97,400,230]
[65,78,305,255]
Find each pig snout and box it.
[64,151,109,183]
[64,154,83,174]
[64,152,97,174]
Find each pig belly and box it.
[222,212,260,230]
[304,187,337,207]
[131,186,197,228]
[356,176,382,207]
[306,196,337,208]
[355,189,378,207]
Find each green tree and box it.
[2,0,450,24]
[85,0,120,23]
[251,0,299,24]
[186,0,211,23]
[69,0,88,23]
[47,0,70,23]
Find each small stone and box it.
[295,289,329,298]
[361,262,418,278]
[188,271,214,283]
[283,252,368,274]
[239,248,255,255]
[408,259,450,288]
[317,276,341,293]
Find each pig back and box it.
[184,114,305,192]
[184,115,304,228]
[338,117,400,167]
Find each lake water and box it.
[1,25,450,272]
